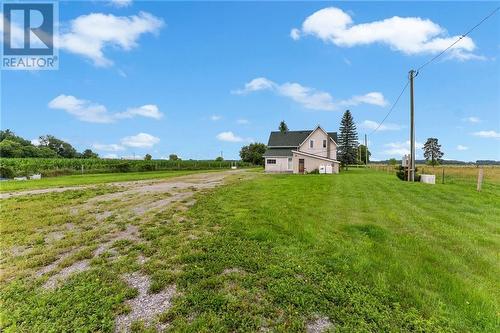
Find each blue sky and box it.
[1,1,499,161]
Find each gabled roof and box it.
[263,148,293,157]
[267,129,337,147]
[328,132,338,143]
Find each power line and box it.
[416,6,500,73]
[367,6,499,137]
[368,78,410,136]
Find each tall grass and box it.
[369,164,500,185]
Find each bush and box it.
[308,168,320,174]
[113,162,131,173]
[139,163,155,172]
[0,166,15,179]
[396,166,420,181]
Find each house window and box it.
[288,157,292,170]
[310,140,314,148]
[267,159,276,164]
[323,140,327,148]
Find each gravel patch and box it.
[35,249,78,277]
[96,210,113,221]
[9,245,32,257]
[222,267,244,275]
[45,230,65,243]
[137,254,148,265]
[94,225,139,256]
[0,186,89,199]
[306,316,333,333]
[42,260,90,290]
[115,272,176,332]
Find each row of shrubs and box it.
[0,158,251,179]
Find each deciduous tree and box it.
[239,143,267,165]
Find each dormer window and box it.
[310,140,314,148]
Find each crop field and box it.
[0,158,251,178]
[0,169,498,332]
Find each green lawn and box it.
[0,169,221,192]
[1,169,498,332]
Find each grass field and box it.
[0,169,219,192]
[1,169,498,332]
[370,164,500,186]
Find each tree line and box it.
[0,130,98,159]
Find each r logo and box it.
[3,3,54,55]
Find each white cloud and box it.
[216,131,253,143]
[232,77,276,95]
[278,82,336,111]
[472,130,500,139]
[103,153,119,159]
[48,95,114,123]
[121,133,160,148]
[341,92,388,107]
[210,115,222,121]
[237,119,250,124]
[92,143,125,152]
[462,116,481,123]
[456,145,468,151]
[31,138,41,146]
[383,140,423,156]
[290,28,301,40]
[49,95,162,123]
[233,77,386,111]
[58,12,164,66]
[120,155,145,160]
[292,7,481,60]
[359,120,401,131]
[110,0,133,8]
[116,104,163,119]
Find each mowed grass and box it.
[0,169,221,192]
[1,169,498,332]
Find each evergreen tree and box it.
[278,121,289,133]
[423,138,444,166]
[338,110,358,169]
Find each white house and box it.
[263,125,340,174]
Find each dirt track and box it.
[0,170,245,199]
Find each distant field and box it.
[0,169,218,192]
[1,169,498,332]
[0,158,250,177]
[370,164,500,185]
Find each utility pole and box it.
[364,134,368,166]
[409,69,416,182]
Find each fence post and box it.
[81,165,84,174]
[442,168,445,184]
[477,168,483,192]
